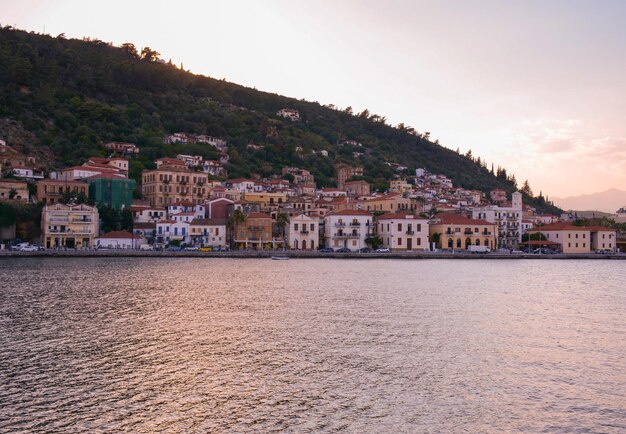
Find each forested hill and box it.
[0,26,559,213]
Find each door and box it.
[407,238,412,251]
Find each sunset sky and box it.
[1,0,625,198]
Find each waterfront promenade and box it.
[1,249,625,260]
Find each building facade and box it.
[323,209,373,251]
[377,213,429,251]
[286,214,319,250]
[41,203,99,249]
[142,167,208,206]
[429,213,497,250]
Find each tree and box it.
[8,189,17,200]
[120,43,139,58]
[365,235,383,250]
[227,209,246,249]
[275,213,289,249]
[521,179,533,197]
[140,47,160,62]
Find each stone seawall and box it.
[1,250,625,260]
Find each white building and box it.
[176,154,203,167]
[96,231,140,249]
[286,214,319,250]
[189,218,228,248]
[276,109,300,121]
[323,209,373,251]
[12,167,44,180]
[131,206,166,223]
[377,213,429,251]
[471,191,523,248]
[155,220,190,245]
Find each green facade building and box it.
[86,177,136,209]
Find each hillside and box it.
[0,26,560,213]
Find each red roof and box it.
[528,222,615,232]
[377,212,424,220]
[326,209,372,216]
[134,222,156,229]
[97,230,134,239]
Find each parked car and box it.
[166,246,181,252]
[20,245,39,252]
[359,247,372,253]
[335,247,351,253]
[183,246,199,251]
[139,244,155,251]
[375,247,391,253]
[319,248,334,253]
[199,247,212,252]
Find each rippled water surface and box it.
[1,258,625,433]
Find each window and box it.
[417,224,421,232]
[417,238,421,246]
[310,224,314,231]
[294,223,299,231]
[398,223,402,231]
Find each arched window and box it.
[448,238,453,248]
[465,238,471,248]
[476,239,481,246]
[456,238,462,248]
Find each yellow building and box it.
[389,179,413,194]
[142,166,208,206]
[242,192,287,211]
[234,212,282,250]
[527,222,616,253]
[0,178,29,202]
[429,213,497,250]
[357,194,420,213]
[41,203,99,249]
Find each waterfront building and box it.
[233,212,281,250]
[429,213,497,250]
[35,179,88,205]
[286,214,319,250]
[189,218,228,248]
[41,203,99,249]
[526,223,617,253]
[0,178,29,202]
[323,209,373,251]
[242,191,287,212]
[155,220,190,246]
[376,213,429,251]
[95,231,140,249]
[471,191,523,248]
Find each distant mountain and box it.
[0,26,560,213]
[552,188,626,213]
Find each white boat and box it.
[271,256,290,260]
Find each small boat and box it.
[271,256,290,260]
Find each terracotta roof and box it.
[432,213,493,226]
[173,212,197,216]
[377,213,424,220]
[528,222,615,232]
[168,201,195,207]
[326,209,372,216]
[133,222,156,229]
[97,230,135,239]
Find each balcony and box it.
[335,222,346,227]
[335,232,359,238]
[406,230,414,235]
[300,229,309,234]
[349,222,361,227]
[464,230,473,235]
